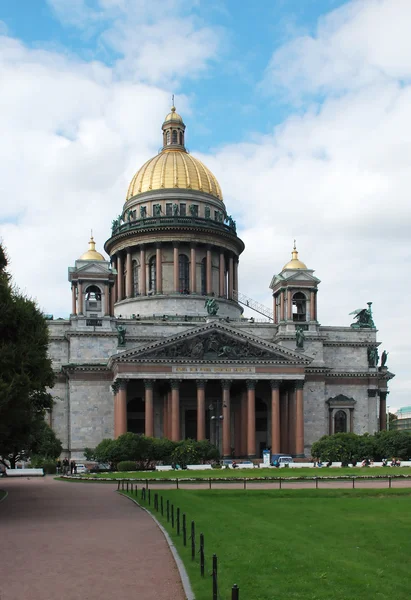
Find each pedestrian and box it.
[70,460,74,475]
[73,461,77,475]
[63,457,69,475]
[56,459,61,475]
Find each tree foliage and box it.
[312,430,411,465]
[86,434,220,469]
[0,244,56,467]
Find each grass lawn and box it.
[124,488,411,600]
[82,466,411,480]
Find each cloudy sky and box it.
[0,0,409,411]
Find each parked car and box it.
[271,454,293,467]
[75,463,88,474]
[89,463,111,473]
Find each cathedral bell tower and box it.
[270,242,320,333]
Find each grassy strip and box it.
[125,487,411,600]
[79,466,411,481]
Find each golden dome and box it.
[164,106,183,123]
[127,149,223,201]
[79,236,105,261]
[282,241,307,270]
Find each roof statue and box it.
[349,302,375,329]
[381,350,389,368]
[295,326,305,349]
[204,297,219,316]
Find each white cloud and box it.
[264,0,411,99]
[47,0,223,85]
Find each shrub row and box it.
[84,434,219,470]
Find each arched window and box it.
[85,285,101,301]
[201,257,207,295]
[132,260,139,296]
[292,292,307,322]
[149,256,156,294]
[166,130,171,144]
[172,130,178,144]
[179,131,184,145]
[334,410,347,433]
[179,254,189,293]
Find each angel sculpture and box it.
[349,302,375,329]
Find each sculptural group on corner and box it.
[349,302,375,329]
[204,297,219,316]
[367,346,379,367]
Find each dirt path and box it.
[0,477,186,600]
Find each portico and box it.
[109,321,309,458]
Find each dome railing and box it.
[110,215,237,238]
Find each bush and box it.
[42,460,57,474]
[116,460,138,471]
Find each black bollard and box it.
[171,504,174,527]
[183,513,187,546]
[191,521,195,560]
[167,499,170,522]
[176,507,180,535]
[231,584,239,600]
[200,533,204,577]
[161,496,164,516]
[148,489,151,505]
[117,480,120,491]
[212,554,218,600]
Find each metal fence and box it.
[118,480,240,599]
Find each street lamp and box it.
[387,405,390,431]
[209,402,224,455]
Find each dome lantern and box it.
[282,240,307,271]
[162,98,186,150]
[79,234,105,261]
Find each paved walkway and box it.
[0,477,185,600]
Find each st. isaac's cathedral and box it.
[47,106,394,460]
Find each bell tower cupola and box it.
[162,99,186,151]
[270,241,321,329]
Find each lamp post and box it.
[387,405,390,431]
[209,402,224,456]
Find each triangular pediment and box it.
[75,262,110,275]
[112,321,312,364]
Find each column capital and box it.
[270,380,281,390]
[156,242,162,249]
[246,380,257,390]
[144,379,155,390]
[190,242,197,249]
[196,379,207,389]
[221,379,232,390]
[170,379,181,390]
[294,380,305,390]
[173,241,180,248]
[111,379,127,394]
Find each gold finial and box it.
[171,94,176,111]
[292,240,298,260]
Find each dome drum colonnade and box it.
[113,377,305,459]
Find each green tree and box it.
[0,245,55,467]
[171,439,200,467]
[311,433,373,466]
[373,430,411,460]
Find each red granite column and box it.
[270,380,281,454]
[156,243,162,294]
[280,390,289,453]
[240,389,247,456]
[310,290,316,321]
[288,387,296,456]
[219,252,225,297]
[280,290,285,321]
[144,380,154,437]
[379,391,387,431]
[196,380,206,441]
[171,380,180,441]
[78,281,84,314]
[228,255,234,299]
[71,284,77,316]
[190,244,197,294]
[234,404,241,457]
[163,393,168,438]
[140,246,146,296]
[206,246,212,294]
[114,380,127,439]
[295,381,305,457]
[246,380,256,458]
[117,254,124,301]
[173,243,179,293]
[287,289,292,320]
[222,380,231,458]
[126,249,132,298]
